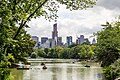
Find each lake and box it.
[11,59,104,80]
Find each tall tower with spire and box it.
[52,23,58,39]
[52,23,58,45]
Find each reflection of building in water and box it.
[61,65,67,80]
[72,68,77,80]
[13,60,103,80]
[23,70,30,80]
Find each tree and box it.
[60,48,70,58]
[78,45,94,59]
[37,48,46,57]
[44,48,49,54]
[70,45,81,58]
[96,21,120,67]
[31,52,37,58]
[103,59,120,80]
[0,27,35,67]
[0,0,96,79]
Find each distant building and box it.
[31,36,39,49]
[51,23,63,46]
[48,38,56,48]
[38,23,64,48]
[76,35,91,45]
[80,35,84,44]
[76,38,80,44]
[76,35,84,44]
[38,42,41,48]
[52,23,58,40]
[41,37,48,44]
[92,38,96,44]
[52,23,58,46]
[31,36,39,42]
[52,39,56,47]
[84,38,90,44]
[64,43,68,47]
[49,39,53,48]
[58,37,63,46]
[43,40,50,48]
[66,36,73,47]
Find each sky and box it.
[26,0,120,43]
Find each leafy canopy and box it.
[96,21,120,67]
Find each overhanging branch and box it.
[13,0,48,39]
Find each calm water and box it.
[11,59,103,80]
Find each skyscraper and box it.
[52,23,58,40]
[80,35,84,44]
[52,23,58,45]
[66,36,73,46]
[58,37,63,46]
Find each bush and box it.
[31,53,37,58]
[103,59,120,80]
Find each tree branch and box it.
[13,0,48,39]
[13,0,16,14]
[25,0,32,13]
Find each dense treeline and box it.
[33,44,97,60]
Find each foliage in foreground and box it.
[96,21,120,67]
[103,59,120,80]
[96,20,120,79]
[0,68,14,80]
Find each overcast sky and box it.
[26,0,120,43]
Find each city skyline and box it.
[31,24,95,48]
[31,23,93,44]
[26,0,120,43]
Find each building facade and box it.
[76,35,91,45]
[80,35,84,44]
[41,37,48,44]
[58,37,63,46]
[84,38,90,44]
[66,36,73,46]
[52,23,58,40]
[52,23,58,46]
[31,36,39,49]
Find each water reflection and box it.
[12,61,103,80]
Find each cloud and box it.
[97,0,120,10]
[26,18,53,39]
[27,0,120,43]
